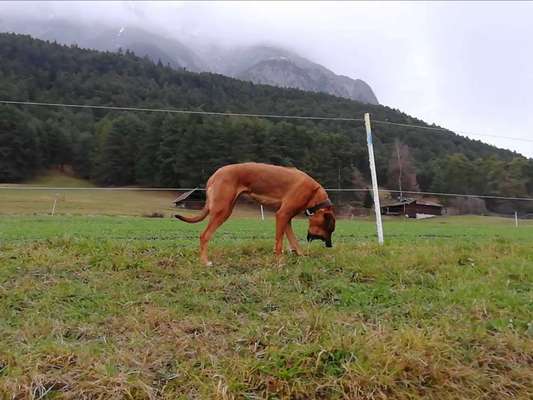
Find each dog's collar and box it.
[305,199,332,216]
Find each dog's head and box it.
[307,208,336,247]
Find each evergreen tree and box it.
[0,105,41,181]
[96,114,146,185]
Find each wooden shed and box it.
[381,198,444,219]
[173,188,205,210]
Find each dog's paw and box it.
[205,261,213,267]
[288,249,304,256]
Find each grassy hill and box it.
[25,169,96,188]
[0,170,176,216]
[0,170,270,217]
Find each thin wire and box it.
[384,189,533,202]
[2,100,532,201]
[0,186,204,191]
[371,119,533,144]
[2,99,532,143]
[329,188,533,202]
[0,186,366,192]
[0,100,364,122]
[2,185,533,202]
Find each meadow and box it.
[1,172,532,398]
[0,212,532,399]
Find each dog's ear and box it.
[324,212,335,232]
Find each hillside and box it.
[202,45,379,104]
[0,170,179,216]
[1,33,532,211]
[85,26,206,72]
[0,17,377,103]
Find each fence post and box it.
[260,205,265,221]
[51,193,59,216]
[515,211,518,228]
[364,113,384,245]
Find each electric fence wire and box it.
[2,99,533,202]
[2,99,533,143]
[2,186,533,202]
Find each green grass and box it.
[0,171,179,217]
[0,171,268,218]
[0,215,532,399]
[23,170,97,188]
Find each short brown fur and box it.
[175,162,335,265]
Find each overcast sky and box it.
[2,1,533,156]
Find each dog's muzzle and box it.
[307,233,332,248]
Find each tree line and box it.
[1,33,532,212]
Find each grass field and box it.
[1,213,532,399]
[0,171,179,217]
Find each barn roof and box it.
[381,198,443,208]
[416,200,443,207]
[172,188,204,204]
[381,198,416,207]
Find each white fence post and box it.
[51,193,59,216]
[364,113,384,245]
[515,211,518,228]
[260,205,265,221]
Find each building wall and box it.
[383,203,442,217]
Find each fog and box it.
[2,1,532,156]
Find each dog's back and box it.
[209,162,317,195]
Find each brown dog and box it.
[175,162,335,265]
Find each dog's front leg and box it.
[275,210,291,262]
[285,221,304,256]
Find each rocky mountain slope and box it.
[230,46,378,104]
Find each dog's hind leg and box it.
[198,186,238,266]
[285,220,304,256]
[199,207,232,266]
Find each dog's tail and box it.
[175,206,209,223]
[173,187,210,223]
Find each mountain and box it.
[85,26,205,72]
[195,45,379,104]
[0,16,378,104]
[232,46,378,104]
[2,32,531,212]
[0,17,204,71]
